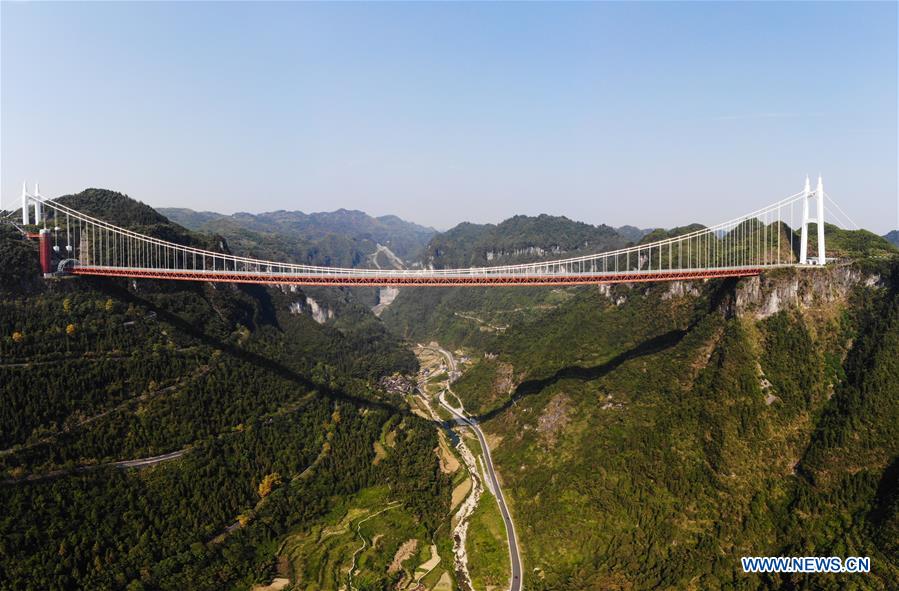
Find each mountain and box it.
[885,230,899,247]
[7,189,898,590]
[158,207,436,314]
[423,214,630,269]
[445,261,899,590]
[159,207,437,263]
[0,190,451,590]
[379,218,899,589]
[381,214,676,348]
[638,222,707,243]
[817,224,897,258]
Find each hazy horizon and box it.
[2,2,897,233]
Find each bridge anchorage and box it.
[8,176,848,287]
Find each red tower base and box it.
[39,229,52,275]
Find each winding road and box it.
[2,448,188,485]
[112,449,187,469]
[431,346,523,591]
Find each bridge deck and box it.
[70,266,764,286]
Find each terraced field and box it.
[280,486,457,590]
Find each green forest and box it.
[435,262,899,590]
[0,194,450,590]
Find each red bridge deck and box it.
[70,266,763,286]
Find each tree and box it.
[257,472,282,498]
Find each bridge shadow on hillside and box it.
[868,455,899,526]
[473,328,688,423]
[471,277,744,423]
[97,281,408,416]
[474,277,752,422]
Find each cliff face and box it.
[735,265,883,319]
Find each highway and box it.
[432,346,523,591]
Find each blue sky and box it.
[2,2,896,232]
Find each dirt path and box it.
[453,312,508,332]
[347,502,401,591]
[367,243,406,270]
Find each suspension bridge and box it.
[6,177,852,287]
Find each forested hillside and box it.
[383,219,896,352]
[0,191,450,590]
[382,214,651,347]
[442,261,899,590]
[423,214,629,269]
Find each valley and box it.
[1,190,897,591]
[3,3,896,589]
[411,343,517,591]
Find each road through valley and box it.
[430,346,523,591]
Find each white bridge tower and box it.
[21,181,31,225]
[18,181,43,226]
[799,175,826,265]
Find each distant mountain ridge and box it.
[158,205,671,275]
[158,207,436,262]
[885,230,899,247]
